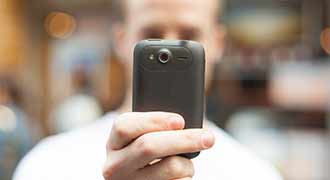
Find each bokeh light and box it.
[320,28,330,54]
[44,12,77,39]
[228,9,301,47]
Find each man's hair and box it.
[110,0,225,23]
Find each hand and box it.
[103,112,215,180]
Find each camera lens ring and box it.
[158,49,171,64]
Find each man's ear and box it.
[214,24,226,60]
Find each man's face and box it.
[115,0,224,90]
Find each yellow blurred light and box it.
[44,12,77,39]
[228,10,301,47]
[320,28,330,54]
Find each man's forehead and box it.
[126,0,219,17]
[128,0,218,8]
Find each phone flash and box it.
[148,54,155,60]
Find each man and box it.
[14,0,283,179]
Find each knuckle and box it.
[102,166,114,179]
[148,112,181,129]
[183,131,202,149]
[184,131,196,140]
[103,154,128,180]
[136,135,155,156]
[187,159,195,176]
[167,157,194,177]
[183,132,197,144]
[167,157,185,174]
[113,118,130,139]
[102,158,121,179]
[149,115,165,127]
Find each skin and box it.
[103,0,225,179]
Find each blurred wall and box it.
[0,0,26,74]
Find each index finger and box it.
[125,128,215,169]
[108,112,185,150]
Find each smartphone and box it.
[132,39,205,159]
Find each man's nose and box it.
[164,31,179,40]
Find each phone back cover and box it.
[133,40,205,130]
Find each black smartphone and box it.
[132,39,205,159]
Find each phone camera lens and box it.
[158,49,171,64]
[159,52,169,63]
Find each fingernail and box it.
[168,115,184,129]
[201,130,214,149]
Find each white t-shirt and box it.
[13,112,283,180]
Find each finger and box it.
[108,112,185,150]
[127,129,215,168]
[137,156,194,180]
[173,178,192,180]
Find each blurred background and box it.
[0,0,329,179]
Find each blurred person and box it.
[50,66,102,133]
[0,77,32,180]
[14,0,283,180]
